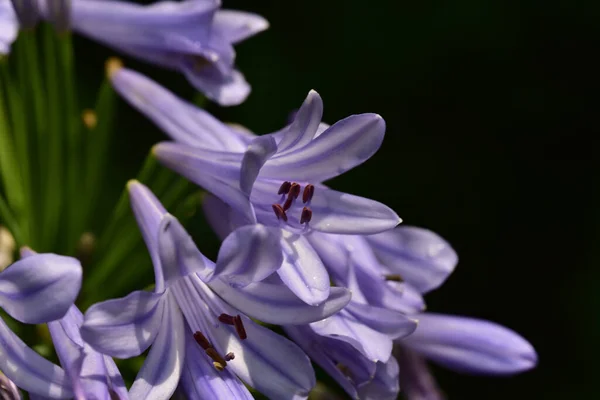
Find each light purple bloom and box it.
[81,182,345,400]
[0,250,85,398]
[3,0,268,105]
[0,1,18,54]
[108,67,400,305]
[0,371,20,400]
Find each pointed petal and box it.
[208,277,351,324]
[0,318,72,398]
[357,357,400,400]
[213,10,269,44]
[129,293,185,400]
[110,68,247,151]
[48,306,129,399]
[0,2,18,54]
[154,142,256,224]
[367,226,458,293]
[158,215,214,282]
[173,276,316,399]
[181,66,250,107]
[128,181,168,290]
[276,90,324,153]
[214,225,283,287]
[0,254,81,324]
[346,302,418,339]
[395,346,446,400]
[240,135,277,195]
[179,332,253,400]
[261,113,385,182]
[403,313,538,375]
[0,371,20,400]
[81,291,165,359]
[309,310,393,363]
[277,232,330,305]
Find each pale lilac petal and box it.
[201,193,244,240]
[0,254,81,324]
[367,226,458,293]
[154,142,256,224]
[179,331,252,400]
[275,90,324,154]
[128,181,168,290]
[402,313,538,375]
[213,10,269,44]
[182,66,250,107]
[261,114,385,182]
[173,276,316,399]
[357,357,400,400]
[81,291,165,359]
[277,232,330,305]
[240,135,277,195]
[285,325,376,399]
[0,2,18,54]
[0,318,72,398]
[214,225,283,287]
[48,306,128,399]
[309,311,393,363]
[129,293,185,400]
[157,215,214,282]
[208,278,351,325]
[0,370,20,400]
[395,346,446,400]
[111,68,247,151]
[346,302,418,339]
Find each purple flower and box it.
[0,1,18,54]
[81,182,347,400]
[5,0,268,105]
[0,371,20,400]
[108,67,400,305]
[0,250,84,398]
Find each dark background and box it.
[75,1,600,398]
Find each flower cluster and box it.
[0,1,537,399]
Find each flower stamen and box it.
[384,274,403,282]
[206,348,228,368]
[193,331,211,350]
[218,314,236,325]
[272,204,288,221]
[302,184,315,203]
[225,352,235,361]
[233,315,247,340]
[300,207,313,224]
[278,181,292,195]
[289,183,301,199]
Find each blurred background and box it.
[70,0,598,398]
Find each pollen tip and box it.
[105,57,124,79]
[213,361,225,371]
[126,179,141,191]
[81,109,97,129]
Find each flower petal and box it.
[261,113,385,182]
[0,2,18,54]
[214,225,283,287]
[153,142,256,224]
[111,68,247,151]
[277,232,330,305]
[240,135,277,195]
[179,330,253,400]
[208,278,351,325]
[366,226,458,293]
[0,254,81,324]
[157,215,215,282]
[201,193,246,240]
[129,293,185,400]
[173,275,316,400]
[181,66,251,107]
[81,290,165,359]
[0,318,72,398]
[346,302,418,339]
[275,90,324,154]
[309,310,393,363]
[213,10,269,44]
[402,313,538,375]
[395,346,446,400]
[356,357,400,400]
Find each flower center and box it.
[271,181,315,228]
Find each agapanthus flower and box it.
[0,371,20,400]
[0,250,85,398]
[81,181,349,400]
[4,0,268,105]
[0,1,17,54]
[107,66,401,306]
